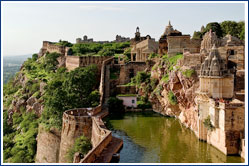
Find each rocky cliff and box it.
[138,56,200,134]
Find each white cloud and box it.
[79,5,124,11]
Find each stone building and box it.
[196,44,244,155]
[199,45,234,99]
[200,30,244,70]
[131,37,158,62]
[115,35,130,42]
[76,35,94,43]
[159,21,201,56]
[130,27,151,46]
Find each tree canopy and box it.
[192,21,245,40]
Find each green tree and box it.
[98,47,115,56]
[45,53,61,70]
[220,21,239,37]
[238,21,245,40]
[204,22,223,38]
[41,65,99,129]
[107,97,124,113]
[192,31,203,39]
[32,54,38,61]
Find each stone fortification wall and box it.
[119,62,147,85]
[99,57,114,104]
[40,41,66,56]
[66,56,112,71]
[59,108,92,163]
[80,117,112,163]
[35,126,61,163]
[167,36,201,56]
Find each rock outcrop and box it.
[141,59,200,133]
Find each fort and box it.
[35,21,245,163]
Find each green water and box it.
[105,111,244,163]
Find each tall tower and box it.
[59,108,92,163]
[135,26,141,40]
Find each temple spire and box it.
[168,20,172,27]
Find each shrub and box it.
[137,97,152,110]
[88,90,100,107]
[107,97,124,113]
[168,91,177,105]
[182,69,195,78]
[148,53,159,60]
[67,135,92,162]
[150,78,158,90]
[5,112,38,163]
[203,115,215,131]
[134,71,150,85]
[32,54,38,61]
[161,74,169,83]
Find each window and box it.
[228,49,235,55]
[132,99,135,104]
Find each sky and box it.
[2,2,246,56]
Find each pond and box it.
[104,111,244,163]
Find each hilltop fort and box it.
[3,21,245,163]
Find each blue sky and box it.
[2,2,245,56]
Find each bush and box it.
[67,135,92,162]
[88,90,100,107]
[4,112,38,163]
[56,40,73,47]
[98,47,115,56]
[32,54,38,61]
[148,53,159,60]
[168,91,177,105]
[203,115,215,131]
[107,97,124,113]
[137,97,152,110]
[134,71,150,85]
[161,74,169,83]
[182,69,195,78]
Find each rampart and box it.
[80,117,112,163]
[99,57,114,104]
[39,41,67,57]
[66,56,112,71]
[59,108,92,163]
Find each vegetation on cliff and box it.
[41,65,100,130]
[3,52,100,163]
[3,111,38,163]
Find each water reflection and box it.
[104,111,243,163]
